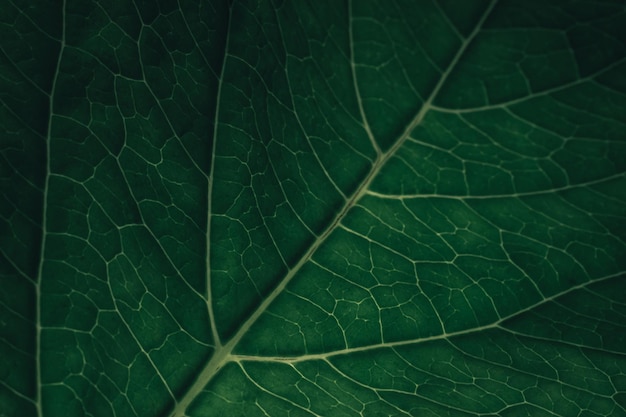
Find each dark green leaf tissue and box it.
[1,0,625,416]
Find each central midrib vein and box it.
[171,1,498,415]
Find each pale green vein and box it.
[36,1,67,415]
[206,1,233,349]
[349,0,379,155]
[171,1,499,415]
[365,172,626,200]
[232,271,621,363]
[430,56,626,114]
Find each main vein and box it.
[172,1,498,415]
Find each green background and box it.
[1,0,625,416]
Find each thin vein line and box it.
[430,56,626,114]
[170,3,233,416]
[234,271,622,363]
[365,171,626,200]
[205,2,233,351]
[349,0,380,155]
[36,1,67,415]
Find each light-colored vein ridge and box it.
[171,2,498,415]
[205,0,233,350]
[35,2,67,417]
[232,270,622,363]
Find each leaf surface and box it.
[1,0,626,416]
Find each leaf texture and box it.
[1,0,625,416]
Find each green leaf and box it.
[2,0,626,416]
